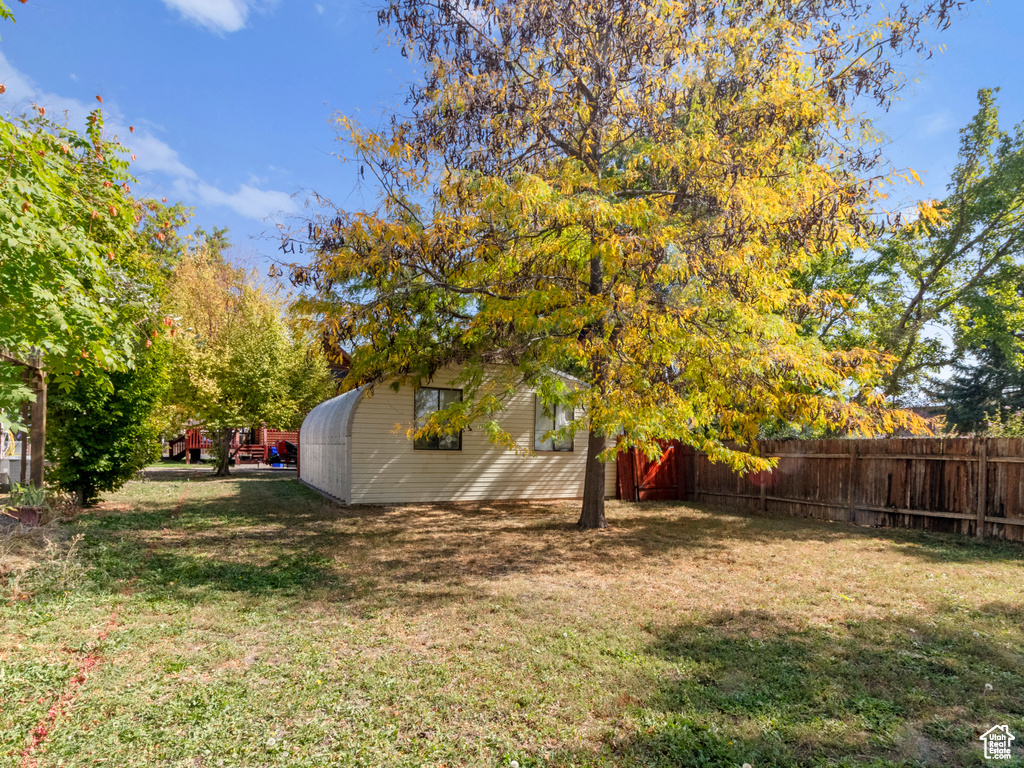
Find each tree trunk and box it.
[214,428,234,477]
[29,366,46,490]
[577,428,607,529]
[577,240,608,530]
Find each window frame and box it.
[534,395,574,452]
[413,386,463,451]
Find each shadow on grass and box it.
[85,543,345,599]
[14,474,1024,767]
[141,466,297,483]
[70,479,350,601]
[538,607,1024,768]
[80,476,325,533]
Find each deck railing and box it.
[167,428,299,465]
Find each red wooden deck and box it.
[167,428,300,465]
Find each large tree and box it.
[44,203,194,503]
[0,91,156,491]
[800,88,1024,403]
[0,104,144,425]
[295,0,951,527]
[166,249,334,476]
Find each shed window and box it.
[414,387,463,451]
[535,395,574,451]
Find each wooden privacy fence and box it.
[617,440,694,501]
[693,438,1024,543]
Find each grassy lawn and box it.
[2,470,1022,767]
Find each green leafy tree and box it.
[280,320,339,423]
[192,225,231,260]
[295,0,946,527]
[44,203,195,503]
[0,105,145,427]
[980,408,1024,438]
[44,194,245,499]
[166,249,333,476]
[0,3,194,500]
[46,338,170,504]
[135,199,194,277]
[803,88,1024,403]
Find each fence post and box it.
[760,474,767,512]
[977,439,988,541]
[19,383,28,485]
[847,441,857,523]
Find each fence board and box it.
[692,438,1024,543]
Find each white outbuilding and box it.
[298,368,616,505]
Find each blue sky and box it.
[0,0,1021,269]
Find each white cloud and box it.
[129,131,198,180]
[0,51,94,126]
[161,0,250,33]
[314,3,325,14]
[0,52,298,222]
[174,179,298,220]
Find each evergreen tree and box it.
[930,343,1024,433]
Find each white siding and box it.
[348,372,617,505]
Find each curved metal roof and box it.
[300,386,365,445]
